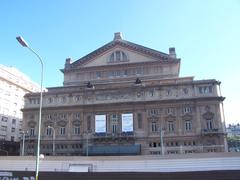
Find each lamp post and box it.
[21,131,28,156]
[16,36,43,180]
[47,126,55,156]
[85,132,89,156]
[160,127,165,156]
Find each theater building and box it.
[22,33,227,156]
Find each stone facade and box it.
[22,33,227,156]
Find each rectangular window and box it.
[137,113,143,129]
[149,90,155,97]
[206,119,213,130]
[87,116,91,132]
[11,136,14,141]
[199,86,213,94]
[149,109,158,116]
[168,121,175,132]
[108,71,114,78]
[112,124,117,133]
[1,116,8,122]
[183,107,192,114]
[74,126,80,135]
[183,88,189,95]
[60,127,65,135]
[96,72,101,79]
[116,70,121,77]
[111,114,118,122]
[1,125,7,131]
[111,114,118,133]
[46,127,52,136]
[167,108,173,114]
[185,120,192,131]
[123,70,128,76]
[11,128,15,132]
[151,122,157,132]
[75,113,80,119]
[136,67,143,75]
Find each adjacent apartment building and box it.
[21,33,227,156]
[0,65,40,143]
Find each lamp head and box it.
[16,36,29,47]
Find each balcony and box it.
[93,132,134,142]
[201,128,219,135]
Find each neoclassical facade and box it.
[22,33,227,156]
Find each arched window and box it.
[109,51,128,63]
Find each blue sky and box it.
[0,0,239,124]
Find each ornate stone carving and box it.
[43,121,54,127]
[182,114,192,121]
[57,120,67,127]
[28,120,36,128]
[148,117,159,122]
[72,120,81,126]
[202,111,214,120]
[165,114,176,121]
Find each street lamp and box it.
[16,36,43,180]
[159,127,165,156]
[84,131,90,156]
[86,132,89,156]
[47,126,55,156]
[21,131,28,156]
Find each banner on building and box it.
[122,113,133,132]
[95,115,106,133]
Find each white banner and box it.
[95,115,106,133]
[122,113,133,132]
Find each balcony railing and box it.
[201,128,219,135]
[93,132,134,137]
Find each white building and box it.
[0,64,40,142]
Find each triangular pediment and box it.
[82,46,160,68]
[66,40,174,70]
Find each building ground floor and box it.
[22,133,225,156]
